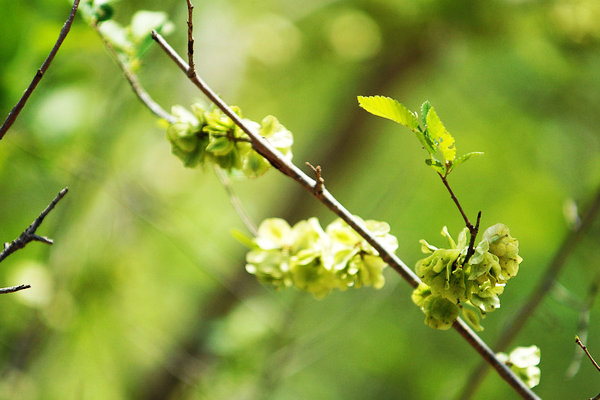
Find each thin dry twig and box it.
[150,27,540,400]
[186,0,196,77]
[0,188,69,294]
[0,188,69,263]
[305,162,324,196]
[458,183,600,400]
[0,0,81,140]
[576,336,600,373]
[0,284,31,294]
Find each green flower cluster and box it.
[165,104,293,178]
[497,346,541,389]
[244,217,398,298]
[412,224,522,330]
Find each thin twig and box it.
[186,0,196,77]
[305,162,324,197]
[0,284,31,294]
[0,0,81,140]
[438,174,481,267]
[458,183,600,400]
[150,30,540,400]
[0,188,69,263]
[439,173,474,231]
[576,336,600,373]
[214,166,258,236]
[463,211,481,265]
[91,23,175,123]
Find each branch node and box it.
[305,162,325,197]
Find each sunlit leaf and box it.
[357,96,419,131]
[449,151,484,173]
[426,107,456,162]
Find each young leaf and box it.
[448,151,484,173]
[357,96,419,131]
[425,158,445,175]
[426,107,456,162]
[420,101,432,128]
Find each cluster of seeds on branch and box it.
[165,104,293,177]
[411,223,522,330]
[496,345,541,389]
[243,217,398,298]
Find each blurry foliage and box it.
[0,0,599,399]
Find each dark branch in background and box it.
[458,183,600,400]
[150,24,540,399]
[0,0,81,140]
[0,188,69,293]
[90,23,175,123]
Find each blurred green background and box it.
[1,0,599,399]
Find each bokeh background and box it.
[1,0,599,399]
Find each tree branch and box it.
[0,188,69,263]
[576,336,600,373]
[150,29,540,400]
[0,284,31,294]
[0,0,81,140]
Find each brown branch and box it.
[0,188,69,263]
[90,23,175,123]
[0,0,81,140]
[186,0,196,78]
[0,284,32,294]
[438,174,481,267]
[576,336,600,373]
[458,183,600,400]
[150,30,540,400]
[439,173,474,231]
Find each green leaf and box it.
[426,107,456,163]
[357,96,419,131]
[448,151,484,173]
[420,101,432,127]
[425,158,445,174]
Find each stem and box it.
[438,173,480,266]
[0,0,81,140]
[439,173,474,231]
[576,337,600,373]
[91,23,175,123]
[214,167,258,236]
[186,0,196,77]
[151,29,540,400]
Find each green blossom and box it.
[242,217,398,298]
[165,104,294,178]
[412,224,522,330]
[497,346,541,388]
